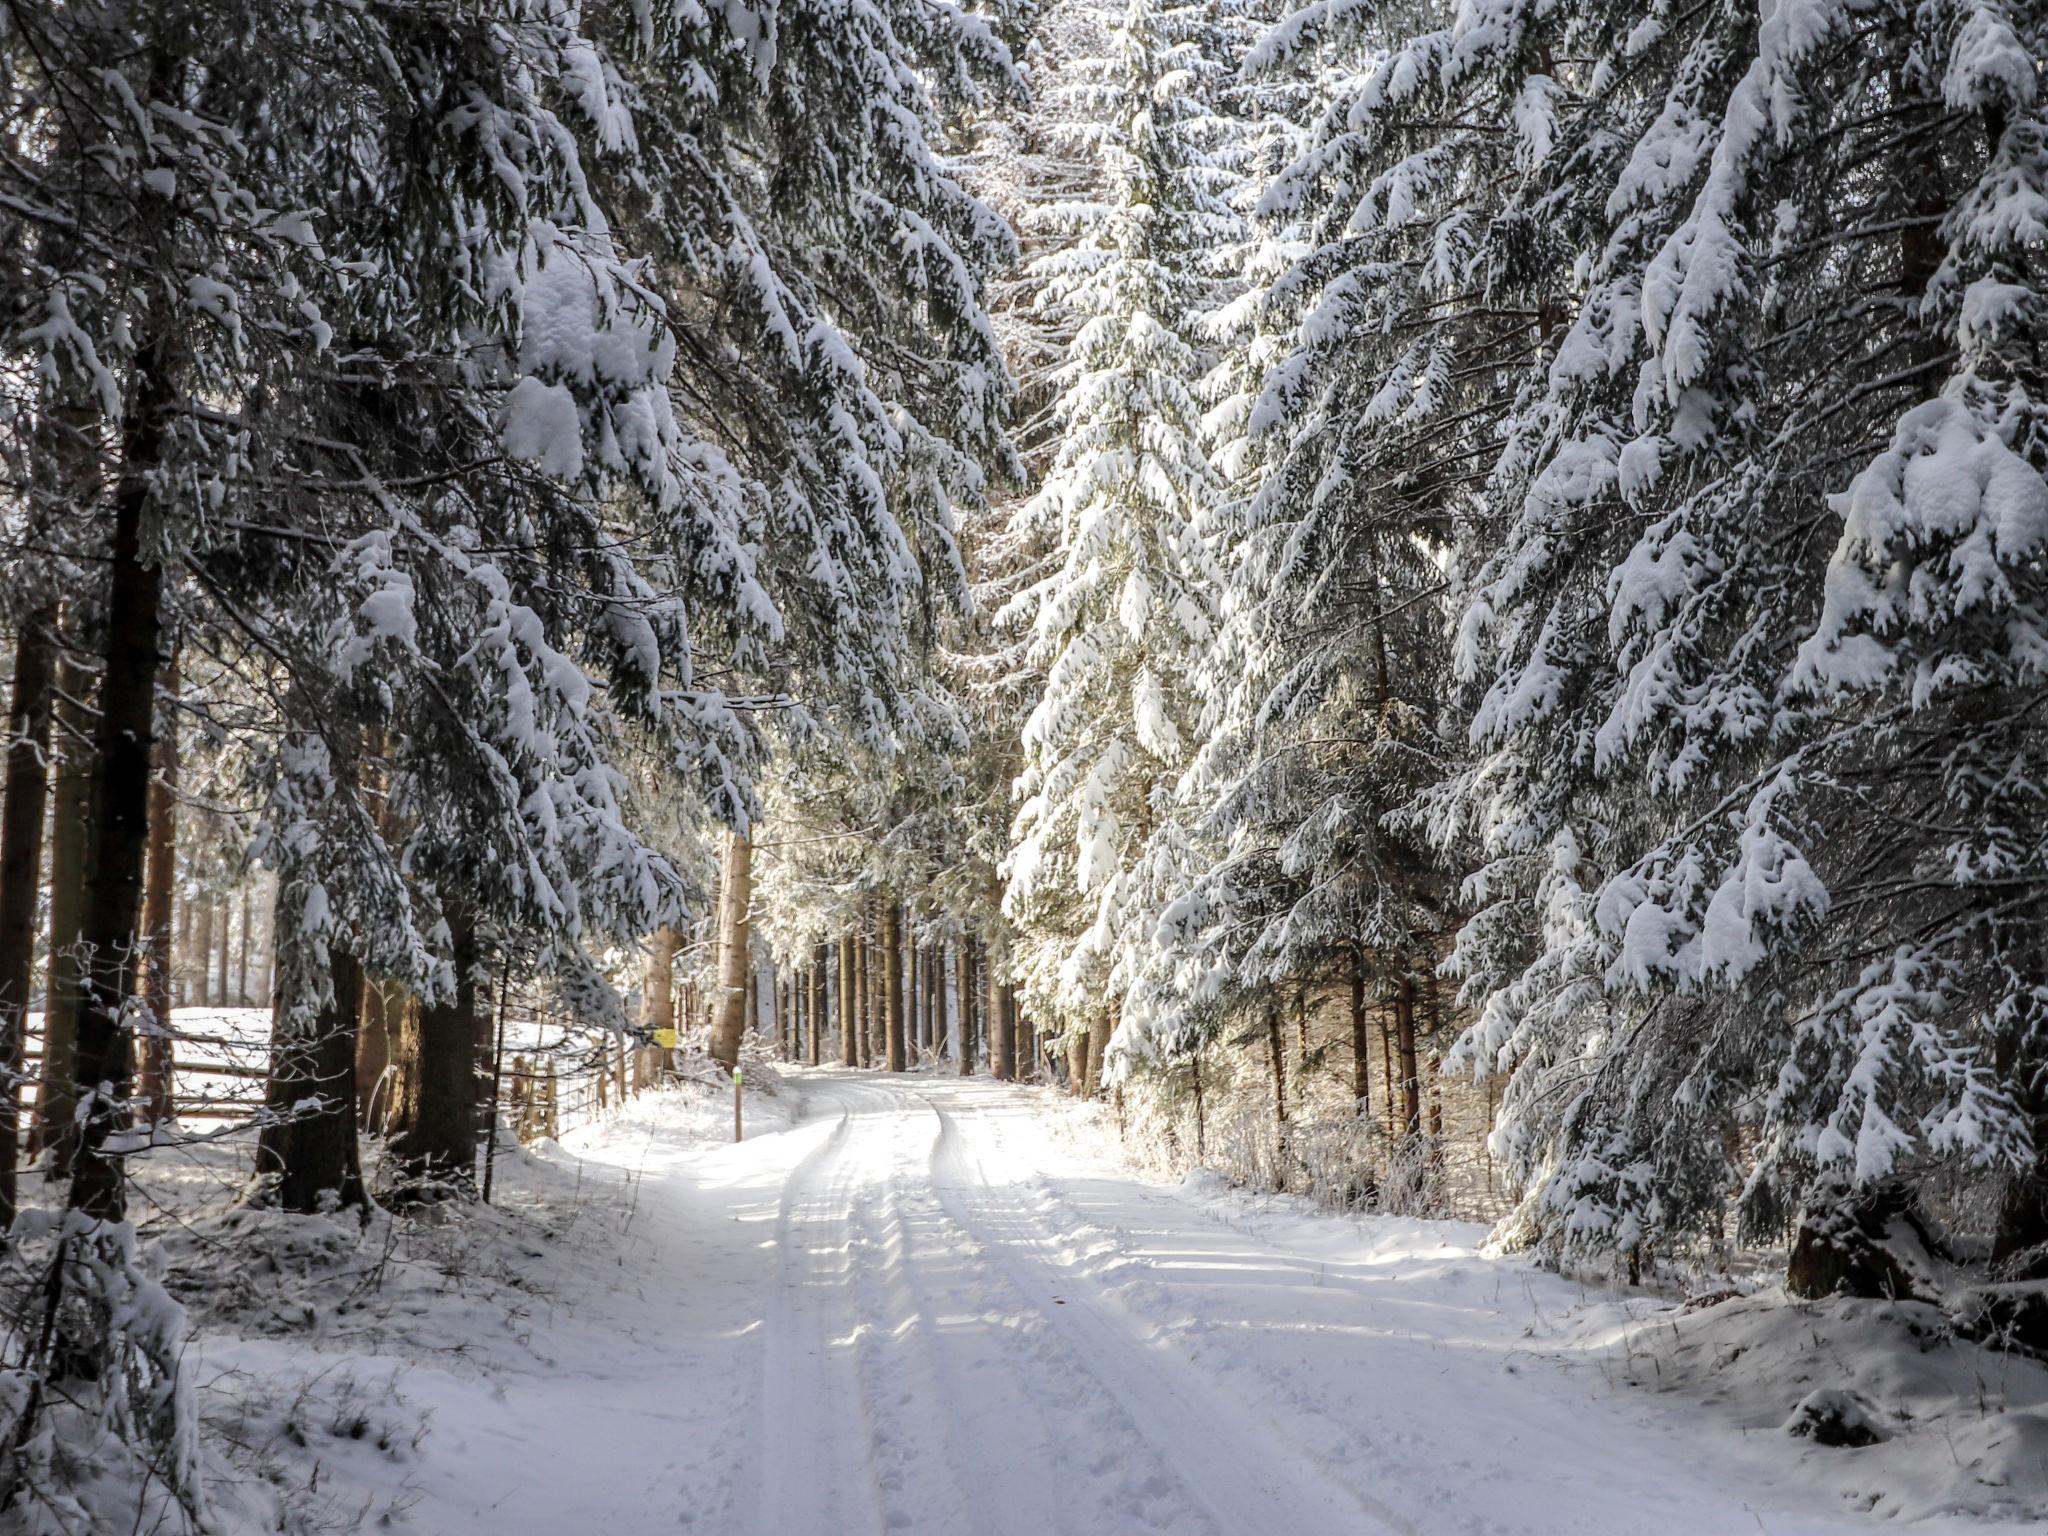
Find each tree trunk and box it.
[0,605,56,1225]
[192,899,213,1010]
[838,933,857,1066]
[988,943,1014,1082]
[1086,1012,1112,1098]
[956,940,974,1076]
[355,978,392,1129]
[644,923,677,1038]
[256,946,366,1214]
[31,644,92,1164]
[237,885,251,1005]
[68,345,175,1220]
[882,898,905,1071]
[1395,971,1421,1138]
[1349,944,1371,1110]
[386,908,481,1196]
[1066,1024,1087,1097]
[1266,996,1290,1191]
[1190,1049,1207,1164]
[856,925,871,1068]
[214,895,230,1012]
[708,829,751,1072]
[810,944,826,1067]
[135,647,178,1128]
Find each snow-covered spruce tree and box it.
[1136,0,1467,1144]
[1355,0,2048,1280]
[1000,0,1238,1087]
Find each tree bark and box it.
[1349,944,1371,1110]
[1066,1024,1087,1097]
[708,829,751,1072]
[237,886,251,1005]
[856,925,871,1068]
[68,342,175,1219]
[192,898,213,1010]
[135,648,178,1127]
[838,932,857,1066]
[0,606,56,1225]
[712,835,761,1073]
[988,942,1014,1082]
[809,944,826,1067]
[1395,970,1422,1138]
[956,940,974,1076]
[1267,996,1290,1191]
[355,978,392,1129]
[256,946,367,1214]
[644,924,677,1038]
[214,895,230,1012]
[386,907,481,1196]
[31,643,93,1163]
[1086,1012,1112,1098]
[882,898,905,1071]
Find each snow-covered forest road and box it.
[365,1072,2001,1536]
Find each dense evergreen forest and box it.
[0,0,2045,1527]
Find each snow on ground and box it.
[68,1066,2048,1534]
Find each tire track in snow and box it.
[750,1083,886,1536]
[917,1085,1422,1536]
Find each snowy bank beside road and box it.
[1038,1094,2048,1527]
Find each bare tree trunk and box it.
[237,885,250,1005]
[33,643,94,1167]
[1266,997,1290,1191]
[838,933,857,1066]
[256,946,366,1214]
[1017,1001,1036,1082]
[1395,971,1421,1138]
[192,899,213,1010]
[882,898,905,1071]
[810,944,826,1067]
[1066,1024,1087,1097]
[1190,1049,1207,1164]
[355,978,391,1129]
[1349,943,1370,1110]
[956,940,974,1076]
[856,923,871,1067]
[1086,1012,1112,1098]
[68,350,174,1219]
[644,924,676,1039]
[135,648,177,1127]
[0,606,56,1225]
[387,907,481,1196]
[708,829,751,1072]
[988,941,1014,1082]
[214,895,230,1013]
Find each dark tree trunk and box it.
[255,948,367,1215]
[135,647,178,1127]
[1395,971,1421,1138]
[386,908,481,1196]
[1267,997,1290,1190]
[957,940,974,1076]
[856,925,871,1068]
[237,886,251,1005]
[882,898,905,1072]
[0,606,56,1226]
[68,342,175,1220]
[191,899,213,1010]
[214,896,230,1011]
[988,943,1014,1082]
[31,643,92,1164]
[838,933,857,1066]
[1349,943,1371,1110]
[809,944,825,1067]
[355,977,391,1128]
